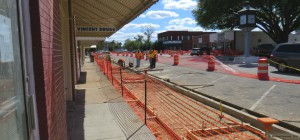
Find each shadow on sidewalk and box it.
[67,88,86,140]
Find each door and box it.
[0,0,32,139]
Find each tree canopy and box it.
[123,38,141,51]
[192,0,300,44]
[143,26,155,50]
[97,40,121,51]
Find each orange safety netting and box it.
[95,57,266,140]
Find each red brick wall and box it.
[29,0,67,140]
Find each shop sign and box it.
[77,27,116,32]
[163,41,181,44]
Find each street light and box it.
[238,1,256,65]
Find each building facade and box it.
[0,0,156,140]
[157,31,215,50]
[192,34,211,48]
[289,32,300,42]
[208,31,276,55]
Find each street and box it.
[111,53,300,130]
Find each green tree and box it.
[142,26,154,50]
[123,39,140,51]
[192,0,300,43]
[134,34,144,50]
[97,40,122,51]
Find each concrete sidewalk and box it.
[67,58,155,140]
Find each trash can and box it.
[90,55,94,62]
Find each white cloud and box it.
[139,14,146,18]
[164,25,221,32]
[121,23,160,31]
[169,18,197,25]
[107,32,139,41]
[142,10,179,19]
[162,0,197,10]
[165,25,204,31]
[107,30,160,44]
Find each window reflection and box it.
[0,0,28,140]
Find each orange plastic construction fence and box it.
[96,58,266,140]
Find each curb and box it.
[148,74,300,140]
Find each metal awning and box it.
[72,0,157,46]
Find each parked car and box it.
[256,44,275,58]
[198,47,211,55]
[269,42,300,72]
[190,48,201,56]
[190,47,211,56]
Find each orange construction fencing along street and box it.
[95,57,267,139]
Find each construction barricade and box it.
[207,56,215,71]
[257,58,269,80]
[95,57,267,140]
[173,53,179,65]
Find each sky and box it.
[106,0,218,45]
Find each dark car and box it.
[270,42,300,72]
[256,44,275,58]
[190,48,201,56]
[190,47,211,56]
[198,47,211,55]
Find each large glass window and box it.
[0,0,28,140]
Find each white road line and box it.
[208,76,228,85]
[213,58,238,74]
[250,85,276,110]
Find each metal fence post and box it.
[110,61,113,85]
[120,67,124,97]
[144,70,147,125]
[106,59,109,79]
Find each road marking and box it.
[213,58,238,74]
[250,85,276,110]
[208,76,228,85]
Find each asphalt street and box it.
[111,54,300,130]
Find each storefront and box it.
[158,31,215,50]
[1,0,157,139]
[0,0,38,140]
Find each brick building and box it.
[192,34,212,48]
[0,0,156,140]
[157,31,215,50]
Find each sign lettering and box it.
[77,27,116,32]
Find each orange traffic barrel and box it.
[257,58,269,80]
[174,53,179,65]
[207,56,215,71]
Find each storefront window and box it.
[0,0,28,140]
